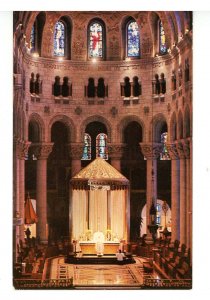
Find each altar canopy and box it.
[70,158,130,243]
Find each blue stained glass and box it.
[159,21,167,54]
[127,21,140,57]
[30,25,35,52]
[89,22,103,58]
[96,133,108,160]
[54,21,65,57]
[156,216,161,225]
[82,133,91,160]
[156,203,161,212]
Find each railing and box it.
[142,276,192,289]
[13,278,73,289]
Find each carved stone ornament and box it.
[175,140,186,159]
[108,144,126,159]
[182,138,191,159]
[166,143,179,160]
[139,143,163,160]
[15,139,31,159]
[67,143,84,160]
[30,143,54,160]
[75,106,82,115]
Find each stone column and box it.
[176,140,187,245]
[108,143,126,171]
[15,140,31,242]
[167,143,180,242]
[140,143,162,237]
[31,143,53,244]
[183,138,191,249]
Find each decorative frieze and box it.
[30,143,54,160]
[166,143,179,160]
[67,143,84,160]
[15,139,31,160]
[139,143,162,160]
[175,141,186,159]
[108,144,126,160]
[182,138,191,159]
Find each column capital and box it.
[175,140,186,159]
[30,142,54,160]
[166,143,180,160]
[67,143,84,160]
[182,138,191,159]
[108,143,126,159]
[15,139,31,159]
[139,142,162,159]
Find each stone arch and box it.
[178,110,184,140]
[169,112,177,142]
[150,113,168,142]
[118,115,145,143]
[48,114,76,143]
[80,115,112,143]
[184,105,191,138]
[28,113,45,142]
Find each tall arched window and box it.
[96,133,108,160]
[127,20,140,58]
[29,12,46,55]
[88,20,104,59]
[159,21,167,54]
[82,133,91,160]
[54,21,65,57]
[160,132,170,160]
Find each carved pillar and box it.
[108,143,126,171]
[31,143,53,244]
[67,143,84,177]
[176,140,187,245]
[167,143,180,241]
[183,138,191,249]
[140,143,162,236]
[15,140,31,242]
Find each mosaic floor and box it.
[48,256,161,289]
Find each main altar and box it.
[70,158,130,255]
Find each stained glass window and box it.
[160,132,170,160]
[54,21,65,57]
[156,216,161,225]
[156,203,161,212]
[127,21,140,57]
[30,24,35,52]
[82,133,91,160]
[89,22,103,58]
[159,21,167,54]
[96,133,108,160]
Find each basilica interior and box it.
[13,11,192,289]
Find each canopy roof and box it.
[71,158,129,190]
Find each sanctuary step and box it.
[65,254,135,265]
